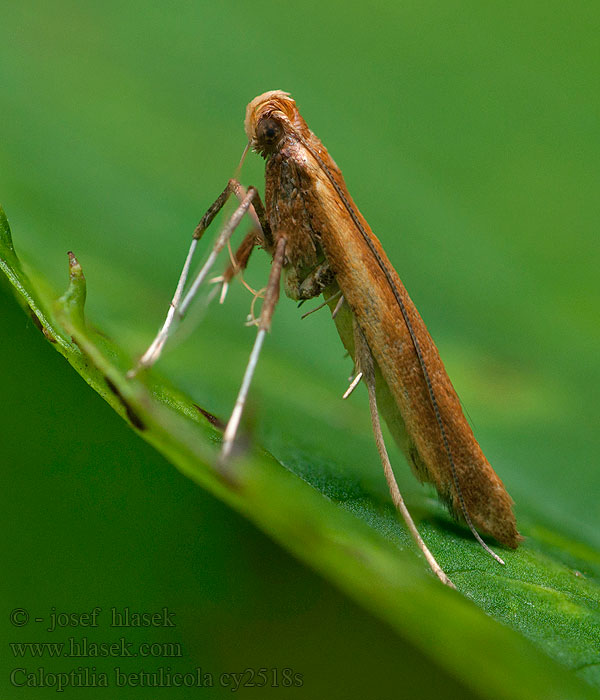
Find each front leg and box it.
[129,180,268,375]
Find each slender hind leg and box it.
[353,321,455,588]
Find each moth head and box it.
[245,90,304,157]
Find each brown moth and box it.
[131,90,520,586]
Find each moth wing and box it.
[316,178,519,547]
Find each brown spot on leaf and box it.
[105,376,145,431]
[193,404,225,430]
[29,310,56,342]
[42,327,57,343]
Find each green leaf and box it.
[2,4,599,696]
[2,208,599,700]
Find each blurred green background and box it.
[1,1,599,698]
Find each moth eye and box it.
[257,118,282,145]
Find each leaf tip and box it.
[57,250,87,328]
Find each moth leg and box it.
[331,294,345,319]
[300,289,342,320]
[216,227,261,304]
[342,371,363,399]
[353,321,455,588]
[129,181,268,376]
[221,236,287,462]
